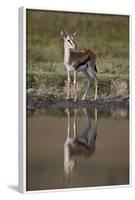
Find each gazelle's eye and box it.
[67,40,70,42]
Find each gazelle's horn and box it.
[63,27,69,36]
[66,26,73,38]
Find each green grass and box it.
[26,9,129,96]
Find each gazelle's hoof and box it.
[81,97,86,100]
[74,98,77,102]
[65,108,69,113]
[94,96,97,101]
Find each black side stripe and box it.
[76,57,90,70]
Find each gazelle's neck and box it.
[64,47,72,65]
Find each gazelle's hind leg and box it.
[84,62,97,101]
[82,80,90,100]
[82,70,91,100]
[94,79,97,100]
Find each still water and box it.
[26,107,129,191]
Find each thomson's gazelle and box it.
[60,28,97,101]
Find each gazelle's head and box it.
[60,28,77,50]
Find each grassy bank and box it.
[27,69,129,98]
[26,10,129,99]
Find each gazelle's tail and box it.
[94,64,97,72]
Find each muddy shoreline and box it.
[27,95,129,110]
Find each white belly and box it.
[66,65,74,72]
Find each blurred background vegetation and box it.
[26,9,129,97]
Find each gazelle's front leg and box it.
[66,70,71,99]
[65,108,71,138]
[74,70,78,101]
[73,109,77,139]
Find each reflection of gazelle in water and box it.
[64,108,98,180]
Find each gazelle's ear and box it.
[73,31,77,37]
[60,30,66,38]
